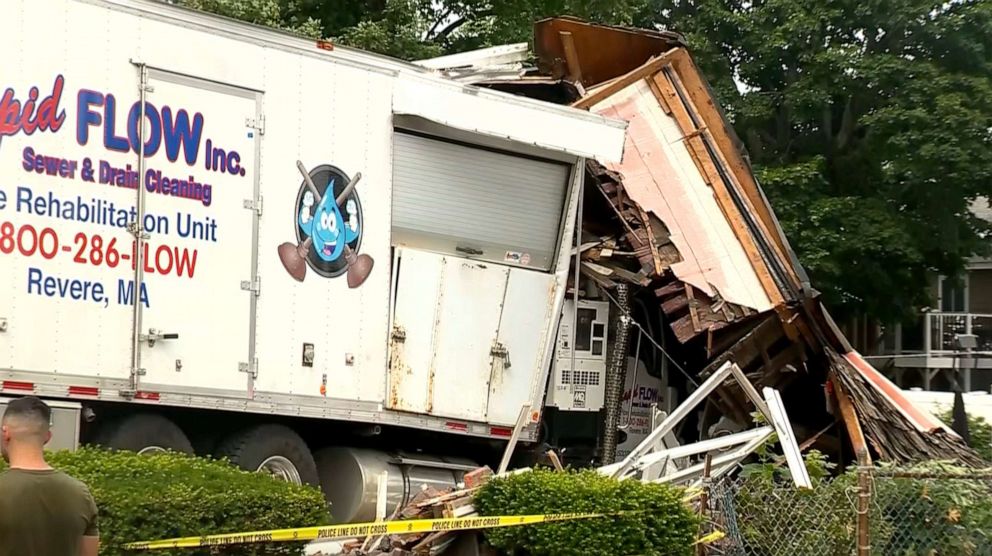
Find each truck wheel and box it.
[216,424,318,486]
[92,413,194,455]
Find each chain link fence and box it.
[699,467,992,556]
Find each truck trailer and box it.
[0,0,628,521]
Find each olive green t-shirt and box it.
[0,468,99,556]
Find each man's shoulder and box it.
[49,469,94,497]
[0,468,91,492]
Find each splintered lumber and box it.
[829,371,871,465]
[413,487,479,509]
[572,48,679,109]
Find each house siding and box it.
[969,269,992,314]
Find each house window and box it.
[938,275,968,312]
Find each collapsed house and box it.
[418,18,981,468]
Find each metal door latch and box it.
[391,326,407,342]
[140,329,179,347]
[491,342,511,368]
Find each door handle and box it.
[455,245,483,256]
[141,329,179,348]
[491,342,511,369]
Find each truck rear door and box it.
[133,68,262,394]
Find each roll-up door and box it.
[391,130,570,271]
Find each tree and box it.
[178,0,323,37]
[179,0,644,61]
[633,0,992,324]
[176,0,992,327]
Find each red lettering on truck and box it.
[0,76,66,147]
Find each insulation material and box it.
[591,81,772,312]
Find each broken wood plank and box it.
[636,205,665,276]
[685,284,702,333]
[645,75,672,115]
[678,129,713,186]
[590,178,644,244]
[755,344,804,387]
[572,48,679,109]
[600,262,652,286]
[582,260,615,276]
[699,315,782,378]
[799,421,838,452]
[672,312,729,343]
[655,281,683,298]
[661,294,689,315]
[546,450,564,471]
[830,372,871,465]
[559,31,584,84]
[580,264,619,289]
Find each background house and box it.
[878,197,992,393]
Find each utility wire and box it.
[599,285,700,388]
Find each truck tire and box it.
[92,413,194,455]
[216,424,318,486]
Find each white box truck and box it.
[0,0,625,521]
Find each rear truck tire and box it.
[215,424,319,486]
[188,429,218,457]
[92,413,194,455]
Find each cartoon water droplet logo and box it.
[277,160,374,287]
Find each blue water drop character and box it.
[309,180,348,262]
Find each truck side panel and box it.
[1,0,627,441]
[251,51,393,403]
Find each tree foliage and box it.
[634,0,992,322]
[178,0,992,324]
[178,0,646,60]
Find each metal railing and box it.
[923,312,992,354]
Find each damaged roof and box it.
[417,18,982,466]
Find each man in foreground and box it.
[0,396,99,556]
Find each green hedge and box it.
[0,447,329,556]
[474,468,700,556]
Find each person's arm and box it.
[79,535,99,556]
[80,484,100,556]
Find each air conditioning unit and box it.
[546,299,609,411]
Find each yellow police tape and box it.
[128,513,607,550]
[126,490,723,551]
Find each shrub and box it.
[936,408,992,462]
[734,450,858,556]
[473,468,700,556]
[0,447,329,556]
[871,461,992,555]
[729,455,992,556]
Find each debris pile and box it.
[331,470,492,556]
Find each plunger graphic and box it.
[277,161,374,287]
